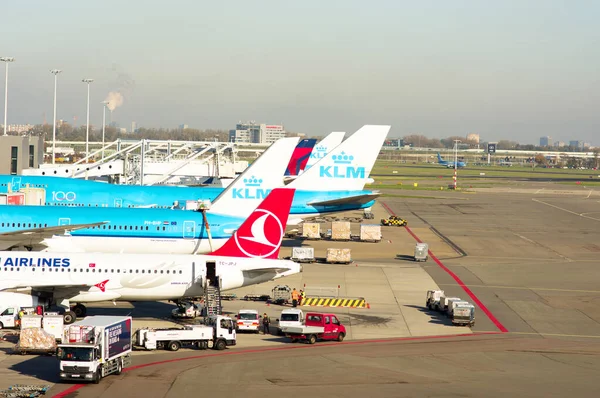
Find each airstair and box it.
[204,285,222,316]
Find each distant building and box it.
[583,142,591,149]
[1,124,35,134]
[229,122,286,144]
[131,121,138,133]
[383,138,404,148]
[178,124,189,130]
[554,141,565,147]
[466,133,480,144]
[0,135,44,174]
[569,140,583,149]
[540,136,552,147]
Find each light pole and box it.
[101,101,109,160]
[50,69,62,164]
[453,140,461,190]
[1,57,15,136]
[82,79,93,160]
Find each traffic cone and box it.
[367,303,371,309]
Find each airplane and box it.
[0,133,335,209]
[437,153,467,168]
[0,188,302,324]
[0,138,300,254]
[0,125,389,254]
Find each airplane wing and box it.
[307,192,381,207]
[0,221,108,251]
[242,267,295,278]
[0,280,89,292]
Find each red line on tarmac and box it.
[380,201,508,333]
[51,331,501,398]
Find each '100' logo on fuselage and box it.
[1,257,71,267]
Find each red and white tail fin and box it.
[209,188,295,259]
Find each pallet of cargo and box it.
[242,294,271,301]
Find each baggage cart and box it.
[414,243,429,262]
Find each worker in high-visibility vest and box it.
[291,288,299,307]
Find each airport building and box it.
[229,122,286,144]
[0,135,44,175]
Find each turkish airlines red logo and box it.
[94,280,109,293]
[234,209,283,258]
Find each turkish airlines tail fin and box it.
[305,131,346,170]
[288,125,390,191]
[208,137,299,217]
[209,188,295,259]
[284,139,317,176]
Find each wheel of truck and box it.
[168,341,181,352]
[115,359,122,375]
[308,334,317,345]
[0,322,3,330]
[73,304,87,318]
[93,370,101,384]
[215,339,226,351]
[337,333,345,342]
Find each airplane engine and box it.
[219,269,245,291]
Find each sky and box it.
[1,0,599,144]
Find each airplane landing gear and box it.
[72,304,87,318]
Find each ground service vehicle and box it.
[447,300,470,317]
[381,215,407,226]
[426,290,445,310]
[171,301,202,319]
[271,285,291,305]
[414,243,429,262]
[0,292,49,329]
[452,304,475,327]
[438,296,461,313]
[235,310,260,333]
[280,312,346,344]
[277,308,304,335]
[57,316,132,384]
[136,315,236,351]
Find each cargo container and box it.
[425,290,445,310]
[326,248,352,264]
[331,221,351,240]
[43,314,65,342]
[20,314,43,329]
[452,304,475,326]
[360,224,381,242]
[447,300,470,317]
[414,243,429,261]
[291,247,315,262]
[438,296,461,313]
[302,223,321,239]
[57,316,132,384]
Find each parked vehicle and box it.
[280,312,346,344]
[276,308,304,335]
[135,315,236,351]
[235,310,260,333]
[271,285,291,305]
[426,290,445,310]
[171,301,202,319]
[414,243,429,262]
[0,292,49,329]
[452,304,475,327]
[57,316,132,384]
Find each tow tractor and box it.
[134,315,236,351]
[380,215,407,226]
[171,301,202,319]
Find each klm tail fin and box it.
[208,137,299,217]
[288,125,390,191]
[437,153,443,162]
[209,188,295,259]
[284,139,317,176]
[305,131,346,170]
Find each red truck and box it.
[279,312,346,344]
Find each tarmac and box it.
[2,185,600,396]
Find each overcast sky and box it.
[1,1,599,144]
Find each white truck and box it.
[276,308,304,335]
[0,292,49,330]
[425,290,445,310]
[235,309,260,333]
[135,315,236,351]
[452,304,475,327]
[57,316,132,384]
[447,299,471,317]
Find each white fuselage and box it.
[40,236,229,254]
[0,252,301,304]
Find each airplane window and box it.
[17,268,20,272]
[156,227,159,231]
[45,224,47,227]
[92,269,95,272]
[61,269,65,272]
[17,223,20,227]
[119,226,122,230]
[162,227,166,231]
[28,223,31,228]
[135,226,138,230]
[160,270,164,274]
[117,269,120,273]
[142,270,145,273]
[145,226,148,231]
[42,268,45,272]
[129,270,133,273]
[12,223,15,227]
[166,270,170,274]
[135,270,139,273]
[154,270,157,274]
[86,269,89,272]
[179,270,182,274]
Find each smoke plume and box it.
[104,91,124,111]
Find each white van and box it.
[0,292,48,329]
[276,309,304,335]
[235,309,260,333]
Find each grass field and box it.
[368,160,600,190]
